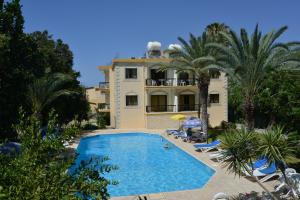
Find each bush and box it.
[207,121,236,141]
[0,111,117,199]
[97,112,107,129]
[82,123,99,130]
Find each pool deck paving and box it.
[70,129,278,200]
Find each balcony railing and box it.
[178,104,199,112]
[98,103,110,110]
[145,78,176,86]
[146,104,199,113]
[146,105,175,112]
[99,82,109,89]
[145,78,197,86]
[177,79,196,86]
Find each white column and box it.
[174,95,178,112]
[173,70,178,86]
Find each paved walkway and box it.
[70,129,278,200]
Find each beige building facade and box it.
[85,81,110,113]
[98,44,228,129]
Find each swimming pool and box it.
[73,133,215,197]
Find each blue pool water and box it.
[72,133,215,197]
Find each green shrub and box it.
[97,112,107,129]
[82,123,99,130]
[0,111,117,199]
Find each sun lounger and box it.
[251,158,268,169]
[209,151,225,162]
[275,168,297,195]
[252,162,280,182]
[169,130,186,138]
[194,140,221,152]
[166,129,178,135]
[190,131,206,142]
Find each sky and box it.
[22,0,300,87]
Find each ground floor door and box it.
[151,95,167,112]
[179,94,195,111]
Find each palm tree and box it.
[209,25,300,131]
[27,73,78,122]
[159,33,224,137]
[205,22,230,44]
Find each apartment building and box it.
[98,42,228,129]
[85,84,110,113]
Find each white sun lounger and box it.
[209,151,225,162]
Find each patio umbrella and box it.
[170,114,186,121]
[182,117,202,128]
[170,114,186,129]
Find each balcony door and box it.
[179,94,195,111]
[178,72,189,80]
[151,69,166,80]
[151,95,167,112]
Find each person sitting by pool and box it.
[186,128,193,142]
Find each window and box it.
[125,68,137,79]
[209,69,220,79]
[209,94,219,103]
[126,95,138,106]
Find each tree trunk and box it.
[269,114,276,126]
[197,83,201,118]
[243,97,255,131]
[198,82,209,139]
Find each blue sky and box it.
[22,0,300,87]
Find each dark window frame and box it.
[209,94,220,104]
[125,68,137,79]
[126,95,138,106]
[209,69,221,79]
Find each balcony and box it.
[99,82,109,89]
[98,103,110,112]
[178,104,199,112]
[145,78,197,87]
[146,104,199,113]
[146,105,175,112]
[177,79,196,86]
[145,78,175,86]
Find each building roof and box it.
[112,58,170,63]
[97,58,171,71]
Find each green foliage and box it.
[205,22,230,44]
[82,123,99,130]
[255,70,300,131]
[0,0,89,139]
[97,112,107,129]
[257,126,299,166]
[228,79,244,123]
[221,127,298,174]
[27,73,78,121]
[221,128,258,176]
[0,0,44,138]
[220,127,298,199]
[29,31,75,75]
[0,111,117,199]
[210,24,300,130]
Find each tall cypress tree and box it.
[0,0,43,138]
